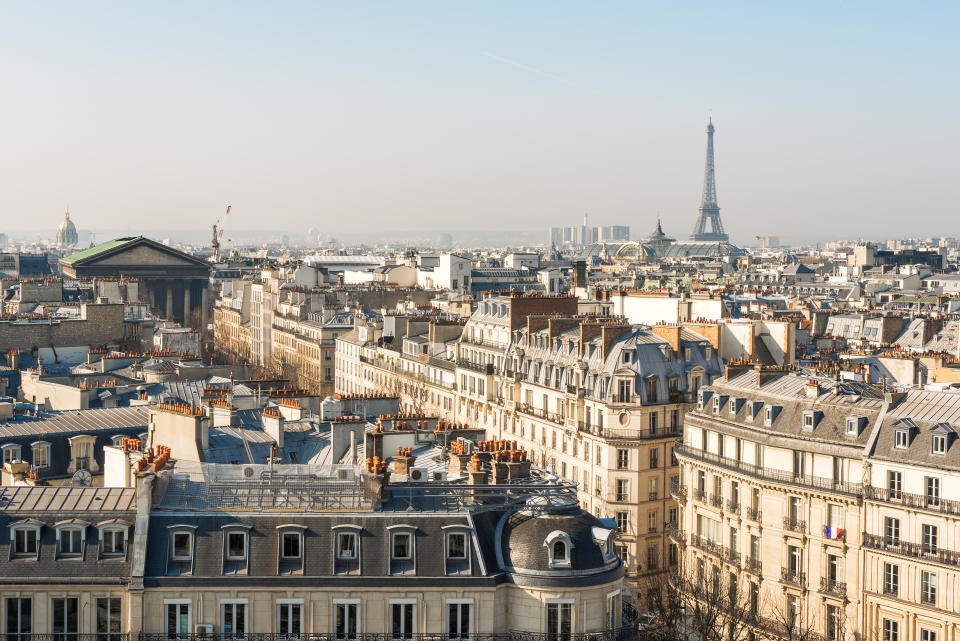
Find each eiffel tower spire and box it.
[690,118,729,242]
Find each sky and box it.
[0,1,957,245]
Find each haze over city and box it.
[2,1,958,243]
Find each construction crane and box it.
[755,235,785,251]
[211,205,231,261]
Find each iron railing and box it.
[669,479,687,501]
[668,523,686,545]
[746,507,761,522]
[862,533,960,567]
[820,577,846,597]
[726,500,740,515]
[516,404,566,426]
[744,557,762,575]
[865,486,960,517]
[783,518,806,533]
[709,494,723,509]
[780,568,805,586]
[585,427,681,442]
[675,442,862,497]
[136,633,626,641]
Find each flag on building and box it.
[825,526,844,539]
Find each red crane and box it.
[211,205,231,261]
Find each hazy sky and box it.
[1,1,957,244]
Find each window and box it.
[646,377,658,403]
[616,479,629,502]
[615,512,629,533]
[226,531,247,560]
[96,597,122,641]
[101,527,126,555]
[895,430,908,448]
[846,417,859,436]
[53,597,79,640]
[883,562,899,596]
[166,601,191,638]
[337,532,357,559]
[277,601,302,637]
[171,531,193,561]
[649,412,658,432]
[646,545,658,570]
[2,445,21,464]
[447,601,472,639]
[922,524,938,555]
[921,571,937,604]
[622,350,632,364]
[883,619,899,641]
[12,526,38,555]
[887,471,902,498]
[553,541,568,563]
[58,527,83,555]
[617,379,631,403]
[446,532,467,559]
[31,443,50,469]
[595,475,602,497]
[6,597,31,640]
[546,602,573,641]
[617,449,629,470]
[803,412,814,430]
[391,600,416,639]
[884,517,900,545]
[925,477,940,507]
[826,605,841,641]
[648,510,658,532]
[921,630,937,641]
[746,402,756,421]
[932,434,945,454]
[281,532,301,558]
[334,601,359,640]
[392,532,412,559]
[221,601,246,639]
[788,545,802,576]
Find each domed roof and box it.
[497,505,620,575]
[56,209,78,247]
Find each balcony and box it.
[691,533,729,560]
[726,500,740,515]
[744,556,762,576]
[693,488,707,502]
[668,523,686,545]
[670,480,687,501]
[137,633,628,641]
[581,426,681,442]
[862,533,960,568]
[727,549,741,565]
[516,403,566,426]
[675,441,863,498]
[709,493,723,509]
[746,507,762,522]
[820,577,847,598]
[457,360,494,375]
[649,491,659,501]
[783,517,806,534]
[780,568,806,587]
[865,486,960,518]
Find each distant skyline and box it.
[1,2,957,244]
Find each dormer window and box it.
[11,522,41,556]
[697,390,712,411]
[545,531,574,569]
[391,532,412,559]
[746,402,761,422]
[57,527,84,556]
[2,444,21,464]
[446,532,467,560]
[31,442,50,469]
[337,532,358,559]
[846,415,865,436]
[763,405,781,427]
[622,350,632,364]
[895,430,908,449]
[932,434,946,455]
[171,531,193,561]
[100,526,127,555]
[802,410,821,431]
[226,531,247,561]
[729,398,740,417]
[281,531,302,559]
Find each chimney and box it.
[755,365,783,387]
[263,408,285,448]
[650,324,682,353]
[804,379,821,398]
[210,401,237,427]
[573,260,587,289]
[526,315,551,337]
[467,455,488,485]
[149,404,209,462]
[579,322,603,357]
[548,317,581,340]
[724,361,754,380]
[601,324,633,361]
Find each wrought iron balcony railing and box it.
[670,479,687,501]
[783,517,806,533]
[865,486,960,517]
[780,568,806,587]
[862,533,960,567]
[820,577,846,597]
[746,507,761,522]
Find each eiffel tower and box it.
[689,118,729,242]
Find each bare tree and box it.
[759,593,823,641]
[639,559,755,641]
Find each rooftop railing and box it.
[865,486,960,518]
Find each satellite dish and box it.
[71,469,93,487]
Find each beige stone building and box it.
[677,367,960,641]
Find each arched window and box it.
[552,540,567,561]
[545,531,574,569]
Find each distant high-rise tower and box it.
[689,119,729,242]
